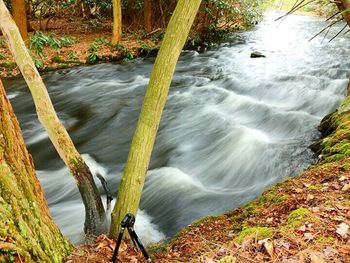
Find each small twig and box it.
[96,173,113,211]
[146,28,162,36]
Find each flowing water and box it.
[4,12,350,244]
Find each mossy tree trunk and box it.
[11,0,28,40]
[0,80,72,262]
[0,0,107,238]
[110,0,202,237]
[111,0,122,44]
[144,0,152,32]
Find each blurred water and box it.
[4,12,350,244]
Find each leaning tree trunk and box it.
[110,0,202,237]
[11,0,28,40]
[111,0,122,44]
[0,0,106,237]
[0,80,72,262]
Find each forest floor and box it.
[67,159,350,263]
[67,100,350,262]
[0,17,162,78]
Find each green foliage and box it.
[68,51,78,60]
[0,53,8,60]
[29,32,77,58]
[0,39,6,48]
[34,59,44,69]
[86,42,99,64]
[194,0,262,46]
[86,37,110,63]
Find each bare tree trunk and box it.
[110,0,202,237]
[111,0,122,44]
[144,0,152,32]
[11,0,28,40]
[0,0,107,238]
[0,79,72,262]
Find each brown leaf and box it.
[304,232,314,241]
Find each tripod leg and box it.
[127,227,151,262]
[111,228,125,263]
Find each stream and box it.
[4,12,350,244]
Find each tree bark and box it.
[0,0,107,238]
[144,0,152,32]
[0,80,72,262]
[111,0,122,44]
[11,0,28,40]
[110,0,202,237]
[335,0,350,27]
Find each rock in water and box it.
[251,51,266,58]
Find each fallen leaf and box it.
[307,194,314,201]
[342,184,350,191]
[304,232,314,241]
[295,188,303,193]
[323,246,337,258]
[336,222,349,238]
[310,253,326,263]
[339,176,347,181]
[263,239,276,259]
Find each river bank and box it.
[0,18,164,78]
[67,99,350,262]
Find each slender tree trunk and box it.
[0,80,72,262]
[110,0,202,237]
[336,0,350,27]
[144,0,152,32]
[0,0,107,238]
[111,0,122,44]
[11,0,28,40]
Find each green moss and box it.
[190,214,223,227]
[0,62,17,70]
[260,192,289,205]
[307,184,322,191]
[287,208,310,222]
[338,97,350,114]
[324,200,333,205]
[316,236,335,243]
[281,208,319,232]
[218,256,237,263]
[234,226,273,244]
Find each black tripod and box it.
[111,213,151,262]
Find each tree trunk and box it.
[0,80,72,262]
[144,0,152,32]
[110,0,202,237]
[336,0,350,27]
[111,0,122,44]
[11,0,28,40]
[0,0,107,238]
